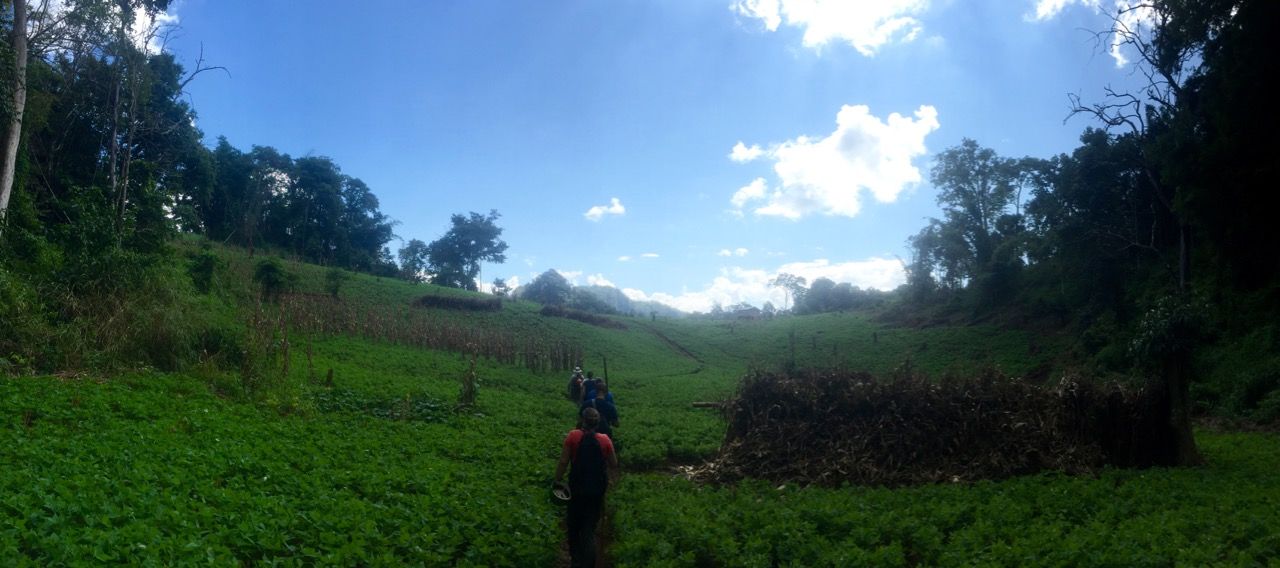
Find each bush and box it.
[187,248,223,294]
[324,268,349,299]
[253,258,297,303]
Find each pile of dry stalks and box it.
[689,368,1173,487]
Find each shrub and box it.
[187,248,223,294]
[253,258,297,303]
[324,268,349,299]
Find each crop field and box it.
[3,249,1278,565]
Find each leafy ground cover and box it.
[4,245,1277,565]
[611,432,1280,567]
[1,344,570,566]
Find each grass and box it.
[3,241,1276,565]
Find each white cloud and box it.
[640,253,660,258]
[1025,0,1153,67]
[729,141,764,163]
[558,270,583,285]
[584,197,626,222]
[36,1,179,54]
[733,0,930,55]
[1027,0,1098,21]
[622,257,906,313]
[730,104,939,219]
[730,177,768,209]
[718,248,751,257]
[617,255,632,262]
[586,274,615,287]
[478,275,520,294]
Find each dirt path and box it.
[637,323,705,376]
[556,502,614,568]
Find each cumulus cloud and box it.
[718,248,751,257]
[622,257,906,313]
[586,274,615,287]
[641,253,660,258]
[584,197,626,222]
[729,142,764,163]
[733,0,929,55]
[478,275,520,294]
[558,270,583,285]
[730,104,939,219]
[1026,0,1153,67]
[730,178,768,209]
[617,255,632,262]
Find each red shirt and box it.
[563,429,615,460]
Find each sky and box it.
[159,0,1148,312]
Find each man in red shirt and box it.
[553,407,618,568]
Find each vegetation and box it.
[1,0,1278,564]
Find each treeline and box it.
[0,1,408,373]
[905,1,1277,334]
[198,140,397,274]
[0,1,398,276]
[901,2,1279,433]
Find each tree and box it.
[523,269,571,306]
[917,139,1031,307]
[425,210,507,291]
[1064,0,1242,466]
[397,239,428,283]
[490,277,509,297]
[798,277,836,314]
[0,0,29,235]
[768,273,807,312]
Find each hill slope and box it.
[2,244,1276,565]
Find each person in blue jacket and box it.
[579,382,619,440]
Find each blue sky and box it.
[162,0,1143,312]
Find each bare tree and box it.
[0,0,30,236]
[1067,1,1221,466]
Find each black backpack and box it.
[569,431,608,497]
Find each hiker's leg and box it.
[568,497,587,566]
[579,494,603,568]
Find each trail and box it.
[637,322,705,375]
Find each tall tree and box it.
[768,272,806,312]
[397,238,428,284]
[424,210,507,291]
[0,0,28,235]
[1062,0,1259,466]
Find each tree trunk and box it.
[0,0,29,236]
[1166,347,1205,466]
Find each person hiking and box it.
[579,371,598,403]
[579,383,619,440]
[567,367,585,401]
[553,407,618,568]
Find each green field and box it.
[3,248,1277,566]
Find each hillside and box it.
[3,245,1278,565]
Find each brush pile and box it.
[690,368,1173,487]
